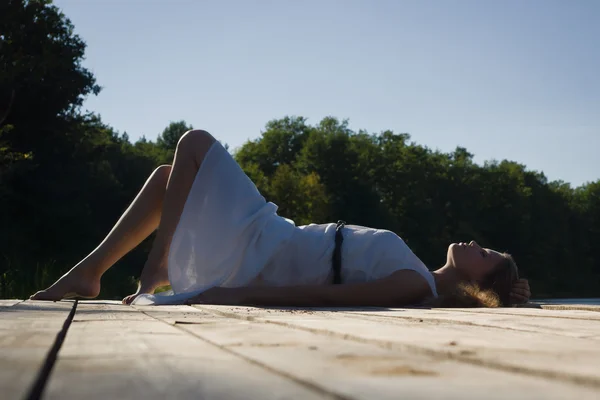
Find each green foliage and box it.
[0,0,161,299]
[235,117,600,298]
[156,120,193,159]
[0,1,598,300]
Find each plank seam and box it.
[340,312,598,339]
[0,299,26,308]
[540,305,600,312]
[23,300,78,400]
[196,306,600,390]
[346,312,532,332]
[140,309,354,400]
[434,308,600,321]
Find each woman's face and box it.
[448,241,504,282]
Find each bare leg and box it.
[31,130,215,302]
[123,130,215,304]
[30,164,172,300]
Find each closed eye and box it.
[481,250,487,258]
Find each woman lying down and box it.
[31,130,531,307]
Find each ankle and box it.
[76,252,114,278]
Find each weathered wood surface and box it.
[445,304,600,319]
[45,301,324,400]
[536,303,600,312]
[339,308,600,338]
[0,299,22,307]
[3,300,600,399]
[194,305,600,388]
[0,300,74,400]
[145,305,600,400]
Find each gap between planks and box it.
[334,309,600,339]
[141,310,351,400]
[140,305,600,400]
[433,306,600,320]
[0,300,77,400]
[0,299,25,308]
[191,305,600,390]
[45,302,338,400]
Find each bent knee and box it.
[176,129,216,165]
[177,129,215,149]
[152,164,172,183]
[154,164,172,177]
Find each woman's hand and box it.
[510,279,531,304]
[184,287,247,305]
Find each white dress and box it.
[133,141,437,305]
[253,224,438,297]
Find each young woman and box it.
[31,130,531,307]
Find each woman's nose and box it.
[469,240,480,248]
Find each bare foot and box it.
[30,267,101,301]
[122,252,169,305]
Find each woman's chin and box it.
[449,242,462,253]
[447,243,465,266]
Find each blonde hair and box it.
[428,253,519,308]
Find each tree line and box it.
[1,0,598,299]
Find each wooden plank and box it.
[337,308,600,339]
[435,306,600,320]
[44,301,329,400]
[539,304,600,312]
[196,305,600,390]
[0,299,22,307]
[143,305,600,400]
[0,300,75,400]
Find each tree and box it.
[235,116,312,177]
[234,116,599,298]
[156,120,193,151]
[2,3,598,300]
[0,0,100,154]
[0,1,163,299]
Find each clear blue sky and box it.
[53,0,599,187]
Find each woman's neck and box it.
[432,264,469,296]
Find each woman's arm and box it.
[185,269,433,307]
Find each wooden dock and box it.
[1,300,599,399]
